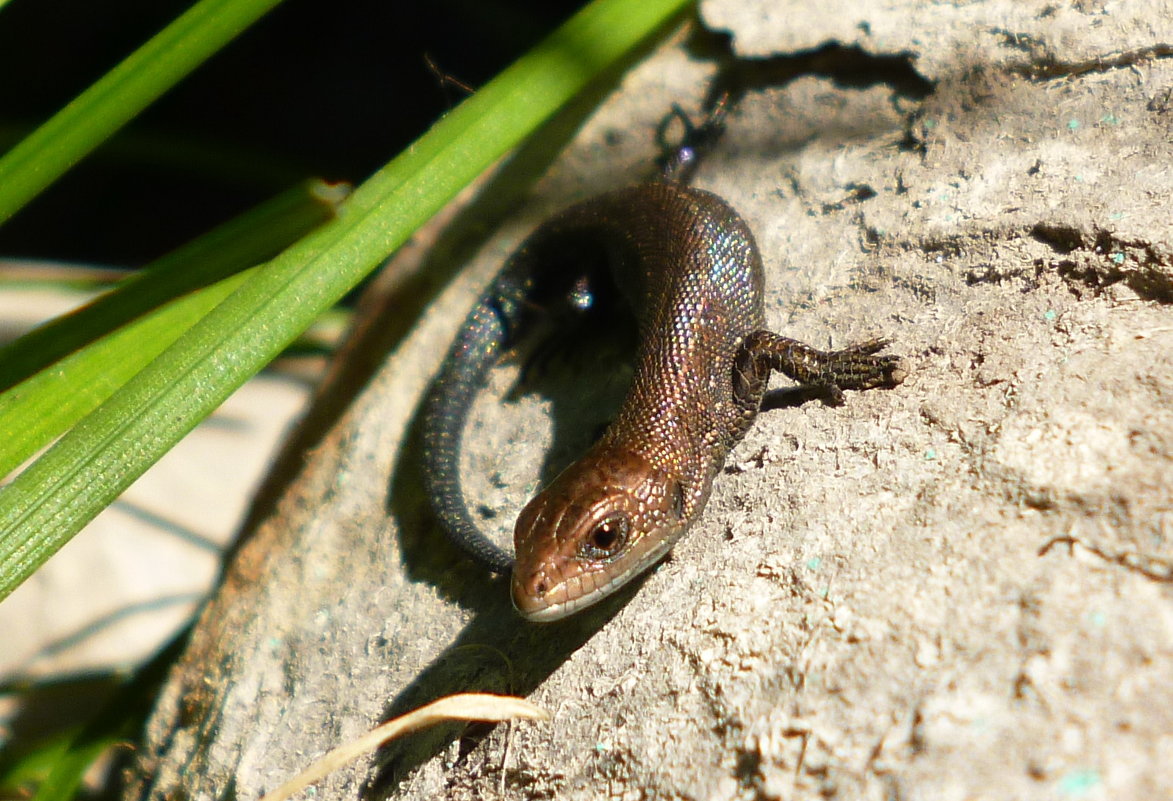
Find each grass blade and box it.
[0,0,289,226]
[0,180,346,393]
[0,181,344,478]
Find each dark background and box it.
[0,0,588,265]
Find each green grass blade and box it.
[0,182,343,478]
[0,0,691,602]
[0,727,75,799]
[0,0,288,227]
[0,271,248,480]
[0,181,346,394]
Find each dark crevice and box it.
[964,264,1036,289]
[683,28,940,162]
[817,182,878,215]
[1030,223,1173,303]
[719,43,933,103]
[903,225,1170,303]
[683,27,935,110]
[1002,39,1173,80]
[1030,222,1084,255]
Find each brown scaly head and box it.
[511,444,688,622]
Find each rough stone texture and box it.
[703,0,1173,80]
[127,3,1172,800]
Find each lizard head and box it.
[511,445,687,622]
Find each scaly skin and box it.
[422,182,906,621]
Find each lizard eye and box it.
[579,513,630,561]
